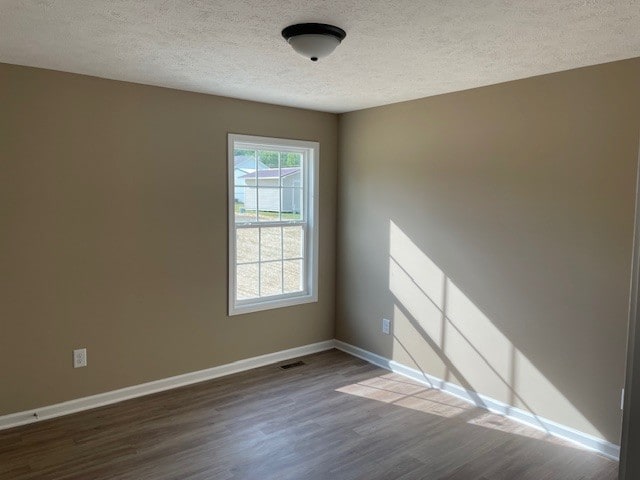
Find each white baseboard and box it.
[334,340,621,460]
[0,340,335,431]
[0,338,622,461]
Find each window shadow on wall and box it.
[387,219,601,438]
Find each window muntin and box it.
[228,135,318,315]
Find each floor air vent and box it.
[279,360,306,370]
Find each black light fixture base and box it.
[281,23,346,42]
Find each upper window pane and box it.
[281,188,303,221]
[234,150,257,185]
[257,188,280,221]
[245,153,303,222]
[235,186,257,223]
[257,151,280,186]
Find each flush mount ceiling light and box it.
[281,23,346,62]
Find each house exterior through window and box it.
[228,134,319,315]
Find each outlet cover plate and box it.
[382,318,391,335]
[73,348,87,368]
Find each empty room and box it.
[2,1,640,479]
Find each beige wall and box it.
[3,57,640,447]
[0,63,338,415]
[620,142,640,478]
[336,59,640,443]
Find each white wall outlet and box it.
[382,318,391,335]
[73,348,87,368]
[621,388,625,410]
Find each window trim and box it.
[228,134,319,316]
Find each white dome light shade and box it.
[288,34,340,61]
[282,23,346,62]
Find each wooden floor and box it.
[0,349,618,480]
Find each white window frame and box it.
[228,134,319,316]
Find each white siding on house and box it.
[233,157,268,203]
[243,180,280,212]
[234,170,249,202]
[243,171,302,213]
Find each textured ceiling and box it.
[1,1,639,113]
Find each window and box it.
[228,134,319,315]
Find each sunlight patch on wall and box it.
[445,278,513,403]
[389,224,445,310]
[389,258,443,343]
[392,305,449,382]
[388,220,601,438]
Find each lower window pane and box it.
[260,261,282,297]
[283,226,303,259]
[260,227,282,261]
[237,228,259,264]
[283,259,303,293]
[237,264,259,300]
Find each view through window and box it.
[228,134,318,315]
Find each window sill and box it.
[229,293,318,316]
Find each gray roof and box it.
[240,167,300,180]
[234,155,268,170]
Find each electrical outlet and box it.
[73,348,87,368]
[382,318,391,335]
[621,388,625,410]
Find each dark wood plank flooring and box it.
[0,349,618,479]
